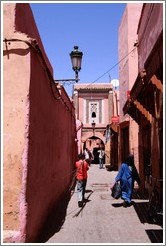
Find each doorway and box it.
[83,136,105,164]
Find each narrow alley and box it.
[45,164,163,244]
[3,3,164,244]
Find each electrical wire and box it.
[62,46,137,88]
[84,47,137,88]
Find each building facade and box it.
[73,83,114,165]
[123,3,163,200]
[118,3,143,173]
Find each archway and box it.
[83,136,105,164]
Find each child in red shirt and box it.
[75,153,89,207]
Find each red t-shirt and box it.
[75,160,89,180]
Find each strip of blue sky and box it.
[30,2,126,96]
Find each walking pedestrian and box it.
[89,149,94,165]
[83,148,92,166]
[97,147,105,169]
[83,148,90,164]
[115,154,140,207]
[75,153,89,207]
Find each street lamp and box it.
[91,121,96,136]
[70,46,83,82]
[55,46,83,83]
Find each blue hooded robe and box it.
[115,162,140,203]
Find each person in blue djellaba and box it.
[115,154,140,207]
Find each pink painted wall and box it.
[76,119,83,154]
[118,3,143,121]
[118,3,143,168]
[3,3,77,243]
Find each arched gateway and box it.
[83,136,105,164]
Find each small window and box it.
[92,112,96,118]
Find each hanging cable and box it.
[83,47,137,89]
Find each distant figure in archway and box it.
[97,147,105,169]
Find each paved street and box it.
[46,164,163,244]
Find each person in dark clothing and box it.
[115,154,140,207]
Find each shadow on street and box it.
[111,189,163,243]
[36,187,94,243]
[72,190,93,218]
[132,190,163,243]
[36,187,75,243]
[133,200,163,243]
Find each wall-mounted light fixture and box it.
[54,46,83,83]
[91,121,96,136]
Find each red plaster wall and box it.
[26,51,77,242]
[137,3,163,70]
[3,3,77,243]
[15,3,53,75]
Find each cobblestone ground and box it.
[46,164,163,244]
